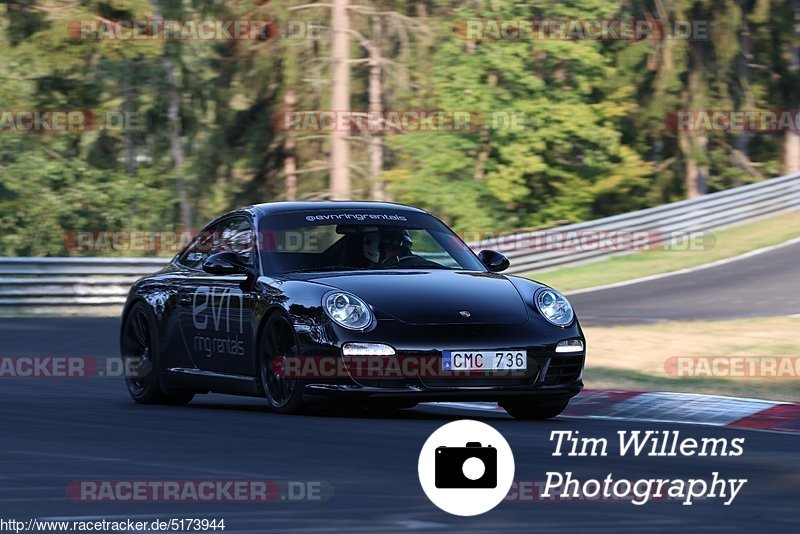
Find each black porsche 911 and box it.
[121,202,585,420]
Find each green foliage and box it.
[0,0,797,255]
[385,0,653,231]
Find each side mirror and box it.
[478,250,510,273]
[202,251,250,275]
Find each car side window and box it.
[176,216,254,271]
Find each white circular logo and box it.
[417,419,515,516]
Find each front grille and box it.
[342,356,412,388]
[353,378,414,388]
[544,355,584,385]
[420,375,536,388]
[420,358,540,388]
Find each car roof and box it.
[249,201,429,216]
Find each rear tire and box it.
[502,399,569,420]
[121,302,194,406]
[258,312,306,414]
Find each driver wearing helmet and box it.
[376,229,414,266]
[362,227,439,268]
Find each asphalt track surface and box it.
[0,317,797,532]
[569,239,800,326]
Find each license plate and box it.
[442,350,527,371]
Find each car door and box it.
[176,216,257,376]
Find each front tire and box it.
[258,313,306,414]
[502,399,569,420]
[121,302,194,406]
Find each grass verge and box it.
[585,367,800,403]
[582,316,800,402]
[526,211,800,292]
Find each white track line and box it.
[566,235,800,296]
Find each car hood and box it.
[305,270,530,325]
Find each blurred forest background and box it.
[1,0,799,256]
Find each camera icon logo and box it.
[435,442,497,488]
[418,420,515,516]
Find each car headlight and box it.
[323,291,373,330]
[535,289,574,327]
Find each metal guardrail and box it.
[472,172,800,274]
[1,173,798,314]
[0,258,167,315]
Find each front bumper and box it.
[292,317,585,401]
[304,381,583,403]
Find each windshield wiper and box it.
[383,264,455,270]
[283,266,370,274]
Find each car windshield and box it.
[258,209,485,275]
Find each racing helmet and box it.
[380,228,413,251]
